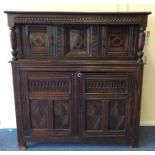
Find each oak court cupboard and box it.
[4,11,151,149]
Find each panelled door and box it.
[21,70,132,139]
[21,71,76,137]
[80,73,130,138]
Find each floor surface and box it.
[0,127,155,151]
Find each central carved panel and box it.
[65,27,89,56]
[70,30,85,50]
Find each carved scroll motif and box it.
[137,27,145,63]
[10,26,17,60]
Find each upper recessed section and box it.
[5,11,151,62]
[4,11,151,28]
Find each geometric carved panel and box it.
[53,100,70,129]
[30,100,48,129]
[30,33,46,47]
[29,32,48,56]
[109,100,125,130]
[108,33,125,52]
[28,80,69,92]
[85,100,102,130]
[21,25,51,58]
[84,99,126,133]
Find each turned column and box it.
[137,26,145,63]
[10,26,18,60]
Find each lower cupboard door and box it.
[80,73,130,138]
[21,71,76,137]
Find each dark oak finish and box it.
[5,11,151,149]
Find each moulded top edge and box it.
[4,11,152,15]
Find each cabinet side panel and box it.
[11,64,26,146]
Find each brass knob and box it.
[77,72,82,78]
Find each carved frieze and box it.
[13,15,145,26]
[28,80,69,92]
[86,79,128,93]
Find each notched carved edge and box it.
[14,15,141,24]
[6,14,148,27]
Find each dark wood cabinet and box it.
[5,11,151,149]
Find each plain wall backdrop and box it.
[0,2,154,128]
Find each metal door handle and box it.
[77,72,82,78]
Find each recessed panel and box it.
[30,99,49,129]
[85,100,102,130]
[70,30,86,51]
[53,100,70,129]
[66,28,88,56]
[26,25,49,57]
[108,33,125,52]
[29,32,48,54]
[106,26,127,56]
[109,33,125,52]
[109,100,125,130]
